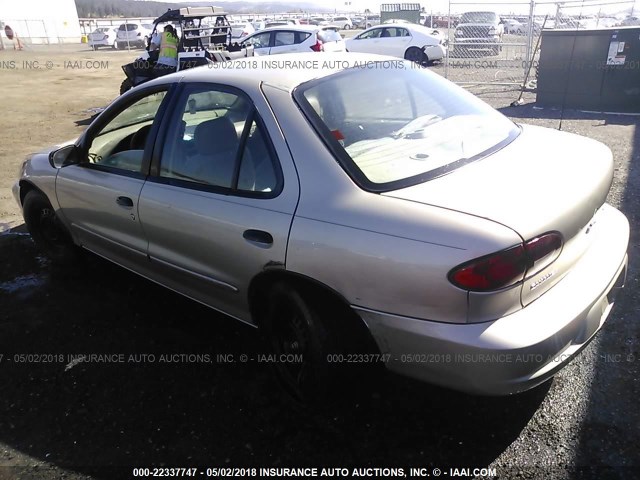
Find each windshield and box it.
[296,64,518,190]
[460,12,498,23]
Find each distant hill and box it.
[75,0,332,17]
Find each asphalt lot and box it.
[0,44,638,479]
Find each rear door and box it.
[138,83,300,323]
[270,30,310,54]
[55,85,172,271]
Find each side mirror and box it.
[49,144,78,169]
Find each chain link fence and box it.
[444,3,535,86]
[442,0,636,90]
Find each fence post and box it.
[445,0,451,79]
[125,18,130,51]
[524,0,535,86]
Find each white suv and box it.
[116,22,154,49]
[327,16,353,30]
[241,25,345,56]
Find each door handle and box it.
[243,229,273,246]
[116,196,134,208]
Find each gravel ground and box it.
[0,72,638,479]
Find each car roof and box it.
[172,52,400,92]
[250,24,323,34]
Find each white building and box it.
[0,0,82,45]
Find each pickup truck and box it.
[452,11,504,56]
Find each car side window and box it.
[297,32,311,43]
[159,86,280,195]
[358,28,382,39]
[245,32,270,48]
[274,31,295,46]
[86,90,167,173]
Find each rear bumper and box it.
[356,203,629,395]
[88,39,111,47]
[425,44,446,60]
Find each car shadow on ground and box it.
[0,230,550,476]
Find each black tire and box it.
[404,46,426,65]
[120,78,133,95]
[262,283,335,404]
[261,282,381,407]
[23,190,75,262]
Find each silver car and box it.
[13,53,628,402]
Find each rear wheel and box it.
[261,282,377,406]
[405,46,426,65]
[120,78,132,95]
[263,283,334,404]
[23,190,76,262]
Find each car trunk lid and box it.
[383,124,614,305]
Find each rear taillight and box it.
[448,232,563,292]
[310,38,323,51]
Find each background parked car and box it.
[230,21,255,40]
[355,15,381,28]
[116,22,154,49]
[88,26,119,50]
[503,18,525,34]
[327,16,353,30]
[345,23,445,64]
[452,11,504,57]
[241,25,345,55]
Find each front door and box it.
[55,87,171,270]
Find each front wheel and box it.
[23,190,76,262]
[120,78,133,95]
[344,24,350,30]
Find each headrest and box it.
[194,116,238,155]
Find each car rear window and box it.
[295,64,519,191]
[318,28,342,42]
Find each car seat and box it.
[189,116,255,188]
